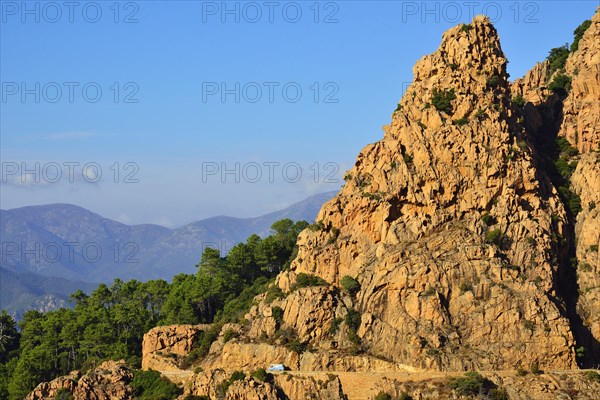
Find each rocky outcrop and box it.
[511,60,550,104]
[274,373,346,400]
[378,370,600,400]
[561,11,600,153]
[562,9,600,361]
[142,324,209,371]
[159,12,600,377]
[257,15,577,372]
[509,7,600,364]
[25,360,133,400]
[224,379,280,400]
[572,143,600,359]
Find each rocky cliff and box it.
[145,11,599,399]
[512,9,600,365]
[25,360,133,400]
[258,15,577,372]
[563,10,600,362]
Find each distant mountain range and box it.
[0,266,97,320]
[0,191,336,316]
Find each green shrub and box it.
[580,263,593,272]
[218,277,271,323]
[250,368,271,382]
[459,282,473,293]
[54,388,73,400]
[308,221,324,231]
[589,202,596,211]
[327,227,340,245]
[556,136,578,157]
[460,24,472,32]
[530,361,542,374]
[590,245,598,252]
[548,73,572,94]
[264,285,285,304]
[487,75,502,88]
[398,392,413,400]
[431,88,456,114]
[584,370,600,383]
[223,328,237,343]
[340,276,361,295]
[475,108,486,121]
[546,45,569,76]
[328,317,343,335]
[180,324,222,368]
[452,118,469,126]
[345,309,361,332]
[292,273,327,290]
[523,320,535,331]
[516,367,528,376]
[485,229,504,246]
[481,212,496,226]
[449,372,496,396]
[571,20,592,52]
[554,158,575,179]
[286,339,306,354]
[374,392,392,400]
[272,306,284,326]
[489,387,510,400]
[512,94,526,107]
[216,371,246,397]
[558,186,582,216]
[131,369,182,400]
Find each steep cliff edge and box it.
[512,9,600,365]
[258,15,577,372]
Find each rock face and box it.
[572,154,600,357]
[25,360,133,400]
[378,371,600,400]
[564,9,600,361]
[512,8,600,363]
[511,61,550,104]
[561,11,600,153]
[142,324,209,371]
[265,15,577,372]
[183,370,347,400]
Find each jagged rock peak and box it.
[267,16,577,371]
[562,7,600,153]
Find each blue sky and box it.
[1,0,598,227]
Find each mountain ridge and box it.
[0,191,337,317]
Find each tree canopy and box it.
[0,219,307,399]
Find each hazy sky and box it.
[1,0,598,227]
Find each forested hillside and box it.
[0,219,308,399]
